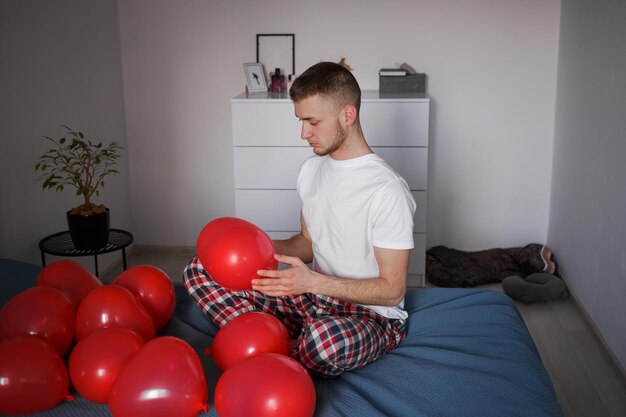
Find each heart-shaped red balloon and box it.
[108,337,208,417]
[75,285,155,342]
[36,260,102,309]
[0,336,69,415]
[196,217,278,290]
[211,312,290,371]
[214,353,316,417]
[69,328,144,404]
[113,265,175,330]
[0,286,74,356]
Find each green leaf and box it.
[35,125,122,199]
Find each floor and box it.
[101,246,626,417]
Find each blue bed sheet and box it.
[0,259,563,417]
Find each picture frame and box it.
[256,33,295,79]
[243,62,268,93]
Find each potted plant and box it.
[35,125,123,250]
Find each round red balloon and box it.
[0,286,74,356]
[214,353,316,417]
[212,312,290,370]
[196,217,278,290]
[113,265,176,330]
[36,259,102,309]
[109,336,208,417]
[0,336,69,415]
[69,328,144,403]
[75,285,155,342]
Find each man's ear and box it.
[342,104,358,126]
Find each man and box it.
[184,61,416,377]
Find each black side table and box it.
[39,228,134,277]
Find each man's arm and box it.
[254,246,409,307]
[271,212,314,263]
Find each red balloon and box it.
[75,285,155,342]
[0,286,74,356]
[109,336,209,417]
[211,312,290,370]
[36,259,102,309]
[0,336,70,415]
[113,265,176,330]
[214,353,316,417]
[69,328,144,403]
[196,217,278,290]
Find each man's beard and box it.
[314,120,347,156]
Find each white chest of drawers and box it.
[231,91,430,287]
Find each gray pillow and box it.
[503,273,568,303]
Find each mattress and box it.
[0,259,563,417]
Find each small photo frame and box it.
[243,62,268,93]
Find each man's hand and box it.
[253,253,315,297]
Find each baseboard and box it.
[132,244,196,255]
[98,244,197,282]
[98,244,137,282]
[568,291,626,386]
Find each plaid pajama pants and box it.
[183,256,407,377]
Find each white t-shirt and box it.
[297,153,416,319]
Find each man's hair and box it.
[289,61,361,112]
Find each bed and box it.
[0,258,564,417]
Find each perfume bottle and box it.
[271,68,285,93]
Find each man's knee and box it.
[294,319,351,377]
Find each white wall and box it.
[118,0,561,250]
[0,0,131,270]
[549,0,626,370]
[0,0,561,264]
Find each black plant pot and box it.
[66,208,110,250]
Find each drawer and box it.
[235,190,427,233]
[231,101,429,147]
[233,147,311,189]
[265,231,299,240]
[373,147,428,190]
[232,102,302,146]
[360,101,429,147]
[235,190,302,231]
[234,147,427,191]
